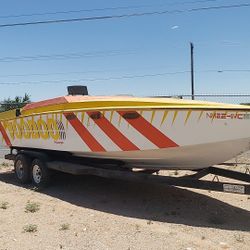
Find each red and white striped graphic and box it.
[118,111,178,148]
[87,111,139,151]
[64,110,178,152]
[64,112,105,152]
[104,111,158,150]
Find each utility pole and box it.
[190,42,195,100]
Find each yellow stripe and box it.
[81,112,85,123]
[66,120,69,129]
[1,96,250,121]
[150,110,156,124]
[110,111,114,123]
[172,111,178,125]
[0,110,16,120]
[184,110,192,125]
[160,111,168,126]
[118,114,122,127]
[211,111,216,123]
[20,98,250,117]
[87,116,90,127]
[198,111,203,122]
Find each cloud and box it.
[171,25,179,30]
[221,40,241,47]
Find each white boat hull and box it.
[1,108,250,170]
[72,138,249,170]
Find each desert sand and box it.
[0,152,249,250]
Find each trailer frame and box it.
[4,148,250,195]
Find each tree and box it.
[0,93,31,112]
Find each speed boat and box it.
[0,86,250,170]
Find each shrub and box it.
[25,201,40,213]
[23,224,38,233]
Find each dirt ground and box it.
[0,153,249,250]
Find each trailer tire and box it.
[14,154,31,184]
[31,158,51,188]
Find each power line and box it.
[0,5,150,19]
[0,1,222,20]
[0,3,249,28]
[0,68,250,85]
[0,50,135,63]
[199,69,250,73]
[0,71,190,85]
[0,68,249,78]
[0,70,104,78]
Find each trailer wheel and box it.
[31,159,51,188]
[14,154,31,184]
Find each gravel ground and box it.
[0,153,249,250]
[0,148,8,159]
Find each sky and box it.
[0,0,249,102]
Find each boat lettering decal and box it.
[118,111,178,148]
[0,121,12,146]
[36,118,49,139]
[64,112,105,152]
[206,112,250,120]
[87,111,139,151]
[2,117,65,142]
[56,120,66,141]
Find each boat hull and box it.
[71,138,249,170]
[1,108,250,170]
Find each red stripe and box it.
[63,112,105,152]
[88,112,139,151]
[118,111,178,148]
[0,122,12,147]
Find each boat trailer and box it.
[5,150,250,195]
[46,161,250,195]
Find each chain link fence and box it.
[155,94,250,105]
[0,104,26,112]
